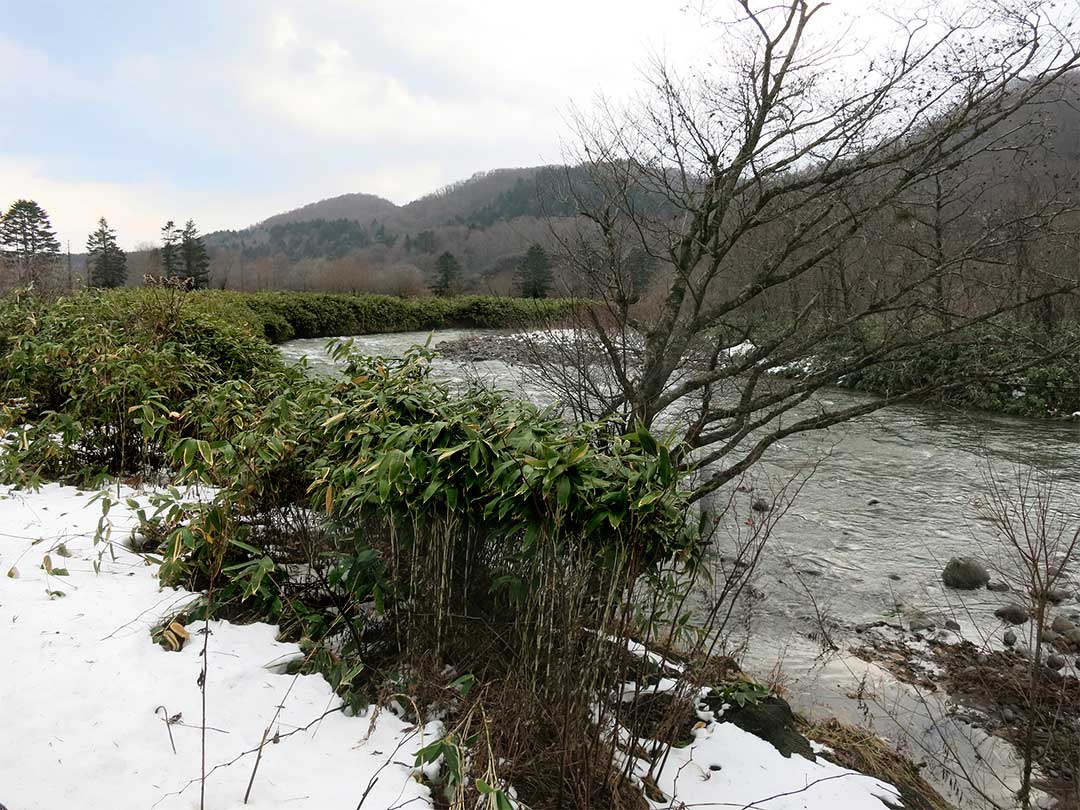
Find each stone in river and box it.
[1003,629,1018,646]
[1051,614,1075,634]
[994,604,1029,625]
[942,557,990,590]
[987,581,1010,593]
[1046,653,1066,671]
[944,619,961,632]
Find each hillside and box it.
[202,165,583,295]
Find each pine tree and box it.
[86,217,127,288]
[179,219,210,289]
[160,221,183,280]
[430,251,462,297]
[1,199,61,285]
[515,243,554,299]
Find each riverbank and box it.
[0,483,922,810]
[434,325,1080,419]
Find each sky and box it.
[4,0,1045,250]
[2,0,723,248]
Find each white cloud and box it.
[0,159,296,250]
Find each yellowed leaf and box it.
[42,554,53,574]
[163,629,181,651]
[6,566,18,579]
[168,621,190,641]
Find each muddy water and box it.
[281,331,1080,808]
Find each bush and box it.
[0,286,280,484]
[230,291,579,342]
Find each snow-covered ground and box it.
[1,484,903,810]
[0,484,434,810]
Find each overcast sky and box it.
[2,0,977,249]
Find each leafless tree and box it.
[540,0,1080,500]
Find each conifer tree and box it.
[430,251,462,297]
[515,243,554,299]
[179,219,210,289]
[160,221,183,280]
[1,199,61,285]
[86,217,127,288]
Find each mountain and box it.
[202,166,584,295]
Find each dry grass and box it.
[800,717,953,810]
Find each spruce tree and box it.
[430,251,462,297]
[160,221,183,280]
[179,219,210,289]
[515,243,554,298]
[86,217,127,288]
[1,199,61,285]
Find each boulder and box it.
[942,557,990,590]
[944,619,961,632]
[987,581,1011,593]
[1064,628,1080,648]
[1051,614,1075,634]
[717,696,815,760]
[1047,653,1066,671]
[995,604,1030,625]
[1004,629,1018,646]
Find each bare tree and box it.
[540,0,1080,500]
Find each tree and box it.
[179,219,210,290]
[86,217,127,288]
[430,251,462,296]
[160,221,182,280]
[515,243,554,298]
[1,199,60,285]
[538,0,1079,501]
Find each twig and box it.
[155,705,178,754]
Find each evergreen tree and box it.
[85,217,127,288]
[430,251,462,297]
[160,221,183,280]
[179,219,210,289]
[514,243,554,299]
[1,199,61,285]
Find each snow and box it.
[643,721,903,809]
[1,483,904,810]
[0,484,434,810]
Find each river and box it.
[280,330,1080,809]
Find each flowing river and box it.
[281,330,1080,809]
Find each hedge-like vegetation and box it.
[226,291,579,343]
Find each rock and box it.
[887,573,901,581]
[867,499,880,506]
[1046,668,1065,684]
[942,557,990,590]
[1041,628,1060,644]
[909,614,936,633]
[1004,629,1018,646]
[987,581,1010,592]
[1034,586,1073,605]
[995,604,1030,625]
[1052,614,1075,634]
[751,498,771,513]
[1059,627,1080,647]
[944,619,961,632]
[1003,707,1016,723]
[705,695,815,760]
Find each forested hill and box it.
[201,166,585,295]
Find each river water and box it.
[280,330,1080,809]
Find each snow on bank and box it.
[0,484,433,810]
[644,720,902,809]
[1,483,903,810]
